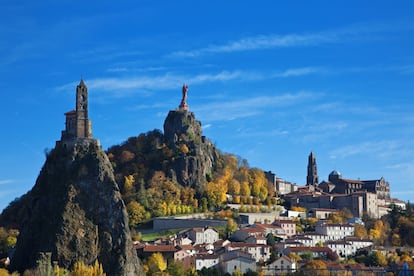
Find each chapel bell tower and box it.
[59,79,93,144]
[75,79,91,138]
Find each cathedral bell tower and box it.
[306,151,319,186]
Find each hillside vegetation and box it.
[106,129,276,227]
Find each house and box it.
[276,240,304,252]
[325,240,353,258]
[141,244,177,260]
[194,253,220,270]
[220,250,256,274]
[282,246,334,260]
[273,219,297,237]
[344,237,373,255]
[287,235,314,247]
[187,227,219,245]
[307,208,339,219]
[228,242,271,262]
[175,244,197,256]
[174,236,193,246]
[239,212,278,224]
[252,223,286,239]
[302,232,329,245]
[231,227,264,242]
[315,222,354,240]
[266,255,296,274]
[245,234,267,245]
[174,249,194,270]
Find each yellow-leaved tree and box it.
[369,219,389,245]
[205,178,227,207]
[126,200,146,227]
[72,260,105,276]
[301,260,329,276]
[354,223,368,238]
[123,175,135,194]
[147,252,167,274]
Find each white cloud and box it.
[169,21,409,58]
[329,140,402,160]
[55,65,330,99]
[194,91,317,122]
[55,71,252,94]
[170,33,336,57]
[106,67,129,73]
[0,179,14,185]
[274,67,324,77]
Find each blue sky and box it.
[1,1,414,211]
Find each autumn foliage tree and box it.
[354,223,368,238]
[106,129,275,219]
[300,260,329,276]
[72,260,105,276]
[126,200,146,227]
[147,253,167,274]
[369,220,390,245]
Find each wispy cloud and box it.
[398,64,414,74]
[55,71,252,94]
[56,66,326,96]
[169,21,410,58]
[329,140,403,160]
[273,67,324,77]
[0,179,15,185]
[195,91,317,122]
[170,32,335,57]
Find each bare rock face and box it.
[9,140,143,275]
[163,110,220,190]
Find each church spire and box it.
[306,151,319,186]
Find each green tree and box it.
[266,233,276,246]
[365,251,387,267]
[166,260,185,276]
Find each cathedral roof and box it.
[329,170,341,177]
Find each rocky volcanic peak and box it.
[9,140,142,275]
[163,110,220,190]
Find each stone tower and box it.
[306,151,319,186]
[59,80,93,146]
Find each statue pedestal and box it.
[179,103,189,111]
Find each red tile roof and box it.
[143,244,177,252]
[288,246,333,253]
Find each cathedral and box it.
[284,152,392,218]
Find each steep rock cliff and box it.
[163,110,220,190]
[8,140,142,275]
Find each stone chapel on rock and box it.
[57,79,98,148]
